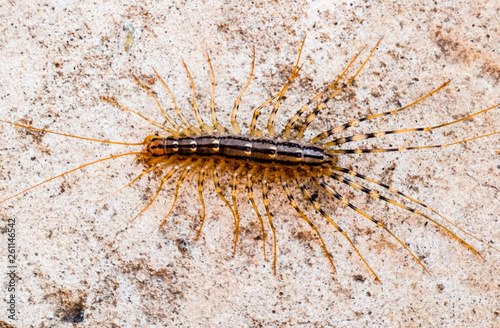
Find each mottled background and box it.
[0,0,499,327]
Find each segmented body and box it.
[1,36,498,282]
[146,135,335,167]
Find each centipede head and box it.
[140,135,168,167]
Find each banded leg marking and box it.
[313,176,431,275]
[311,80,452,144]
[132,74,182,132]
[332,165,500,253]
[159,161,196,229]
[153,68,201,136]
[326,170,482,258]
[231,47,255,134]
[262,170,277,275]
[231,167,244,254]
[282,45,365,139]
[205,51,226,133]
[182,59,214,134]
[267,36,306,138]
[102,96,180,137]
[250,91,280,137]
[212,162,239,253]
[328,131,500,154]
[297,38,383,140]
[196,166,207,240]
[325,103,500,147]
[247,170,267,260]
[295,173,380,282]
[280,171,337,274]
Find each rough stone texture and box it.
[0,1,499,327]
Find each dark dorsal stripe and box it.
[147,134,330,166]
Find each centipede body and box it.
[1,36,499,283]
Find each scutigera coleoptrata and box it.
[1,35,499,286]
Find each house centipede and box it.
[1,36,499,282]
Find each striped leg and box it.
[212,162,239,254]
[182,60,214,134]
[250,91,280,137]
[230,167,244,254]
[295,173,380,282]
[102,96,180,137]
[311,80,451,144]
[328,130,500,154]
[267,36,306,138]
[231,47,255,134]
[312,176,430,275]
[280,171,337,274]
[247,169,267,260]
[152,68,201,135]
[331,165,500,253]
[159,161,196,229]
[132,74,183,132]
[262,170,277,275]
[325,170,483,258]
[296,38,383,140]
[132,165,180,222]
[282,45,365,139]
[195,166,207,240]
[324,104,500,147]
[205,51,226,133]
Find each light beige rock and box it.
[0,1,498,327]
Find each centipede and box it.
[1,36,499,282]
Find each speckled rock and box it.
[0,1,499,327]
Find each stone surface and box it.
[0,1,499,327]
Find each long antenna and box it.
[0,119,145,146]
[0,152,143,204]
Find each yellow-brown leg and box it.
[102,96,180,137]
[331,165,500,253]
[182,59,214,133]
[312,176,430,275]
[205,51,226,133]
[250,91,280,137]
[132,164,180,222]
[296,38,383,140]
[324,103,500,148]
[196,165,207,240]
[325,169,482,258]
[262,170,277,275]
[96,164,159,204]
[247,169,267,260]
[282,45,364,139]
[159,161,197,229]
[267,36,306,138]
[280,170,337,274]
[152,68,201,136]
[311,80,451,144]
[132,74,182,132]
[295,172,380,282]
[230,47,256,134]
[212,162,239,254]
[328,130,500,154]
[230,167,244,254]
